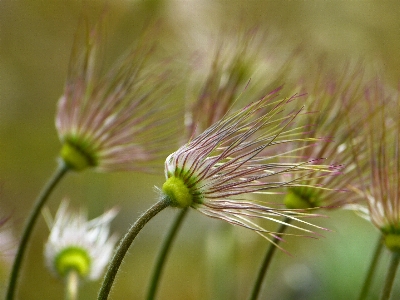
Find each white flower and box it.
[45,200,118,281]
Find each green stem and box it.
[248,217,292,300]
[6,162,69,300]
[380,251,400,300]
[97,197,171,300]
[358,235,384,300]
[146,208,188,300]
[66,270,79,300]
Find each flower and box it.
[282,62,369,210]
[56,21,177,172]
[161,91,333,244]
[185,39,252,138]
[44,200,118,280]
[0,213,16,267]
[352,79,400,252]
[186,28,295,138]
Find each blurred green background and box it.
[1,0,400,299]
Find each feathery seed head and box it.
[280,62,370,209]
[186,28,295,139]
[56,20,177,172]
[162,89,332,243]
[185,34,253,138]
[351,79,400,252]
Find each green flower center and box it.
[162,176,193,208]
[60,140,97,171]
[384,234,400,253]
[284,188,320,209]
[54,246,91,278]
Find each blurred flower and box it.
[352,79,400,252]
[0,213,16,292]
[161,90,333,244]
[186,28,296,138]
[56,21,177,172]
[45,200,118,281]
[0,213,16,267]
[282,62,370,210]
[185,39,251,138]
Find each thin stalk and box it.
[358,235,384,300]
[146,208,189,300]
[248,216,292,300]
[6,162,69,300]
[380,251,400,300]
[98,197,171,300]
[66,270,79,300]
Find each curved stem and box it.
[358,235,384,300]
[380,251,400,300]
[248,216,292,300]
[97,197,171,300]
[66,270,79,300]
[146,208,188,300]
[6,162,69,300]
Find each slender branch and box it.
[248,216,292,300]
[146,208,189,300]
[66,270,79,300]
[97,196,171,300]
[6,162,69,300]
[358,235,384,300]
[380,251,400,300]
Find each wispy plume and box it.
[56,20,178,172]
[352,79,400,243]
[281,62,371,209]
[186,27,296,138]
[162,90,332,246]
